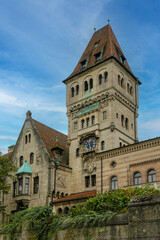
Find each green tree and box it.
[0,152,17,213]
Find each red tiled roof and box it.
[2,152,13,158]
[53,190,96,204]
[33,119,69,160]
[64,24,134,82]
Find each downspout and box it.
[101,157,103,193]
[134,82,138,142]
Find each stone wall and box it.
[1,194,160,240]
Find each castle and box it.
[1,23,160,218]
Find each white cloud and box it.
[0,135,17,141]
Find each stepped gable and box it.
[65,24,133,81]
[33,119,68,158]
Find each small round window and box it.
[111,161,116,167]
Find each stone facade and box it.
[1,23,160,217]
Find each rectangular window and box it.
[103,111,107,120]
[18,178,23,194]
[85,176,90,188]
[34,177,39,194]
[91,175,96,186]
[25,178,29,194]
[13,182,17,198]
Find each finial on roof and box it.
[94,27,96,32]
[108,19,110,24]
[26,110,32,117]
[56,136,58,142]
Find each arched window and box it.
[121,78,124,87]
[30,153,34,164]
[56,191,60,198]
[125,118,128,129]
[130,86,133,95]
[86,118,90,127]
[120,142,122,147]
[127,83,130,93]
[25,135,27,144]
[84,81,88,91]
[71,87,75,97]
[134,172,141,185]
[118,75,121,85]
[58,208,62,214]
[90,78,93,89]
[76,148,80,157]
[101,141,105,150]
[121,115,124,127]
[81,119,85,129]
[76,85,79,95]
[20,156,23,167]
[61,192,64,198]
[91,116,95,125]
[104,72,108,82]
[111,176,118,190]
[29,134,31,143]
[148,169,156,183]
[64,207,69,214]
[99,74,102,85]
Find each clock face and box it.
[84,138,96,152]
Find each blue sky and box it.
[0,0,160,153]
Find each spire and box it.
[64,24,134,82]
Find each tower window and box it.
[91,116,95,125]
[81,119,85,129]
[104,72,108,82]
[111,176,118,190]
[130,86,133,95]
[86,118,90,127]
[30,153,34,164]
[103,111,107,120]
[125,118,128,129]
[90,78,93,89]
[34,177,39,194]
[99,74,102,85]
[121,115,124,127]
[84,81,88,92]
[101,141,105,150]
[76,148,80,157]
[121,78,124,88]
[20,156,23,167]
[91,175,96,186]
[71,87,75,97]
[85,176,90,188]
[76,85,79,95]
[118,75,121,85]
[127,83,130,93]
[134,172,141,185]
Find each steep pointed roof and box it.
[16,161,32,174]
[64,24,136,82]
[32,119,68,159]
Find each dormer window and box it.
[118,52,125,64]
[94,42,99,47]
[95,52,101,61]
[81,60,87,69]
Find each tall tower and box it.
[63,24,141,194]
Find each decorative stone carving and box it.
[83,156,96,174]
[56,173,67,189]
